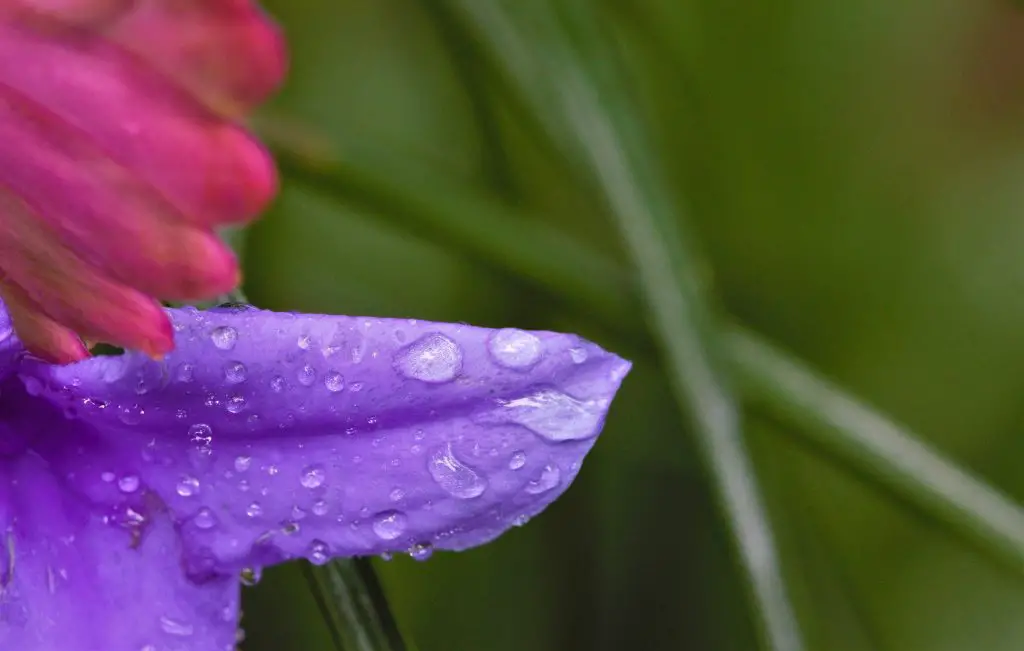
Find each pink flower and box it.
[0,0,285,363]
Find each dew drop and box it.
[176,476,200,497]
[372,511,408,540]
[234,456,252,472]
[282,521,300,535]
[513,514,530,527]
[224,361,247,384]
[160,615,194,637]
[226,395,247,414]
[246,502,262,518]
[117,404,144,425]
[270,376,286,393]
[188,423,213,448]
[508,450,527,470]
[525,464,561,495]
[297,334,312,350]
[498,389,603,442]
[175,363,195,383]
[569,347,588,364]
[312,499,329,516]
[300,465,326,489]
[210,326,238,351]
[297,365,316,387]
[488,328,543,369]
[394,333,462,383]
[118,474,140,493]
[389,487,405,502]
[427,443,486,499]
[307,539,330,565]
[409,542,434,561]
[101,471,115,483]
[193,507,217,530]
[324,371,345,393]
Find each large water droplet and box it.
[525,464,561,495]
[159,615,194,637]
[372,511,408,540]
[300,465,326,489]
[307,539,330,565]
[498,389,603,442]
[508,450,527,470]
[324,371,345,392]
[427,443,486,499]
[193,507,217,530]
[176,476,200,497]
[224,361,247,384]
[297,365,316,387]
[210,326,238,351]
[394,333,462,383]
[488,329,543,369]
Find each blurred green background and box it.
[239,1,1024,649]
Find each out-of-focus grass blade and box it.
[485,4,803,649]
[730,328,1024,571]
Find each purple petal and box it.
[0,392,238,650]
[27,307,630,569]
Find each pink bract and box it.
[0,0,285,362]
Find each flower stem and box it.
[302,560,410,651]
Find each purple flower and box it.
[0,301,630,650]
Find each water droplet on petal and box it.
[488,329,543,369]
[300,465,326,489]
[234,456,252,472]
[525,464,561,495]
[312,499,329,516]
[270,376,286,393]
[372,511,408,540]
[513,514,530,527]
[297,365,316,387]
[569,347,588,364]
[427,443,486,499]
[324,371,345,392]
[389,487,405,502]
[508,450,527,470]
[193,507,217,530]
[297,334,312,350]
[175,363,194,383]
[210,326,238,350]
[176,476,200,497]
[226,395,247,414]
[282,521,300,535]
[224,361,247,384]
[409,542,434,561]
[118,475,140,493]
[159,615,194,637]
[246,502,262,518]
[498,389,603,442]
[394,333,462,383]
[117,404,144,425]
[307,539,330,565]
[101,471,115,483]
